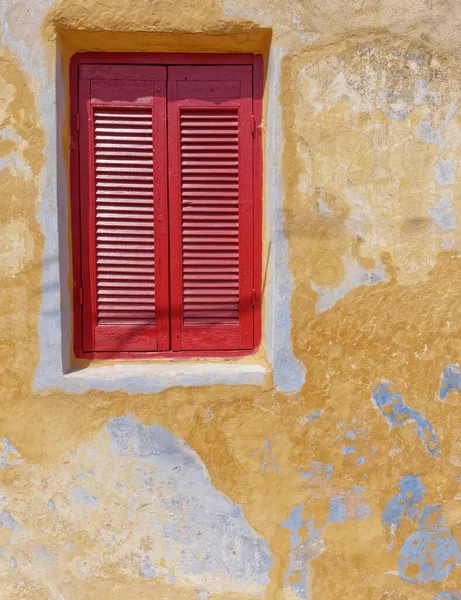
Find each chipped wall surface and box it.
[4,0,461,598]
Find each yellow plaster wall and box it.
[1,0,461,598]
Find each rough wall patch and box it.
[0,415,273,597]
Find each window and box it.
[70,54,263,358]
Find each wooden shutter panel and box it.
[78,65,169,353]
[168,66,255,351]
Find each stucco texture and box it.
[2,0,461,598]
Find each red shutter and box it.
[168,66,255,351]
[78,65,169,353]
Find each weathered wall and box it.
[2,0,461,598]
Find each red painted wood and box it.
[78,66,169,352]
[168,66,255,352]
[71,53,257,69]
[71,55,263,359]
[70,56,83,358]
[252,55,264,351]
[80,64,166,80]
[168,65,252,81]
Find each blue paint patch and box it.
[306,410,324,424]
[398,505,460,583]
[284,553,309,600]
[434,593,461,600]
[345,430,357,440]
[0,437,23,469]
[290,572,308,600]
[428,195,457,231]
[328,497,347,523]
[253,440,282,474]
[3,438,16,454]
[281,505,321,599]
[71,486,99,507]
[107,416,273,587]
[356,456,366,465]
[342,446,355,456]
[421,504,445,528]
[434,159,456,186]
[382,476,426,528]
[140,555,157,579]
[299,472,313,479]
[281,505,306,549]
[310,461,333,480]
[440,364,461,400]
[353,485,364,494]
[372,382,439,455]
[354,505,371,519]
[377,91,408,120]
[0,510,20,530]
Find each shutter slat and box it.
[184,282,239,288]
[182,161,238,166]
[96,151,153,157]
[98,279,155,284]
[94,107,155,326]
[184,270,238,276]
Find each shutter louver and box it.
[181,109,240,325]
[78,67,169,353]
[95,108,156,326]
[168,66,255,351]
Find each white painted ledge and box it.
[61,362,268,393]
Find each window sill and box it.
[62,361,268,393]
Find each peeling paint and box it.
[440,364,461,400]
[383,476,426,528]
[398,505,460,583]
[312,252,388,314]
[372,382,439,455]
[328,496,347,523]
[435,159,457,186]
[429,194,457,231]
[0,511,20,530]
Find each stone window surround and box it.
[33,44,306,394]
